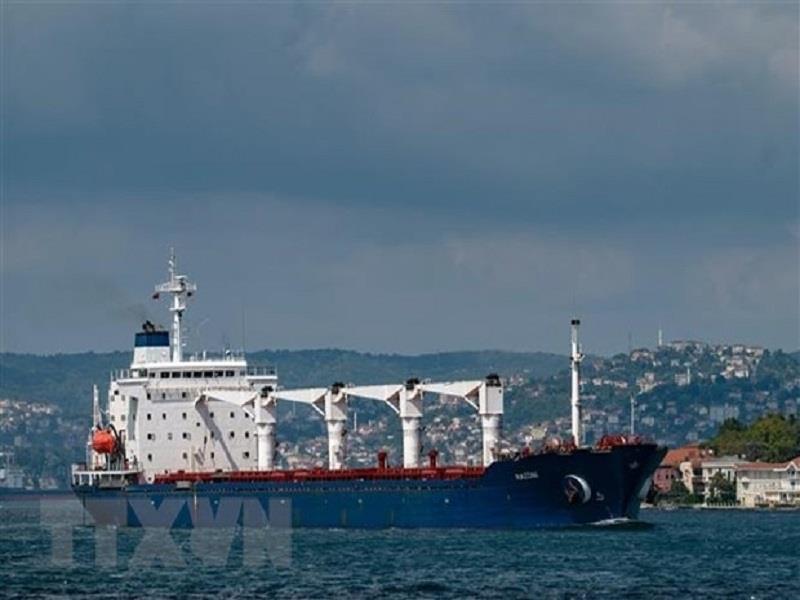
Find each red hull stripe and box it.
[154,465,486,484]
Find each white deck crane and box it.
[202,384,348,472]
[258,385,347,471]
[419,375,503,467]
[340,380,423,468]
[342,375,503,467]
[204,376,503,471]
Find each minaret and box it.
[154,249,196,362]
[570,319,584,446]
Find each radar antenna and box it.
[152,248,196,362]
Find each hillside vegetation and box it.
[709,415,800,463]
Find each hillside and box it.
[1,343,797,488]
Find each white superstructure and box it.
[103,255,276,482]
[81,254,508,484]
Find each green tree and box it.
[707,472,736,504]
[709,414,800,462]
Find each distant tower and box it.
[658,328,663,348]
[153,249,197,362]
[570,319,584,446]
[630,395,636,436]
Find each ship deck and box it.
[154,464,487,485]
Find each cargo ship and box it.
[71,254,666,528]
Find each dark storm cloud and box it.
[1,3,797,354]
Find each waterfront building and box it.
[654,444,708,493]
[736,458,800,507]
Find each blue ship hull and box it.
[73,444,666,529]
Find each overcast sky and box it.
[1,3,798,356]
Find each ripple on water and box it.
[0,503,798,599]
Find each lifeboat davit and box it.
[92,428,117,454]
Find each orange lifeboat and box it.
[92,428,117,454]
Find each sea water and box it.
[0,500,797,598]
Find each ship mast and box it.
[570,318,584,446]
[154,249,196,362]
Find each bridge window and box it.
[160,372,169,379]
[214,371,223,378]
[193,372,202,378]
[203,371,213,378]
[147,433,155,440]
[147,454,153,462]
[225,370,235,377]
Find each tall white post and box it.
[480,414,501,466]
[570,319,583,446]
[399,381,423,468]
[255,394,276,471]
[401,418,421,468]
[325,387,347,470]
[171,296,182,363]
[92,384,101,428]
[326,420,346,470]
[479,375,503,466]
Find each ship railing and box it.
[71,464,140,487]
[185,351,247,362]
[109,365,276,382]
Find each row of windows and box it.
[144,430,251,441]
[145,411,243,420]
[146,451,251,462]
[146,392,189,400]
[155,370,243,379]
